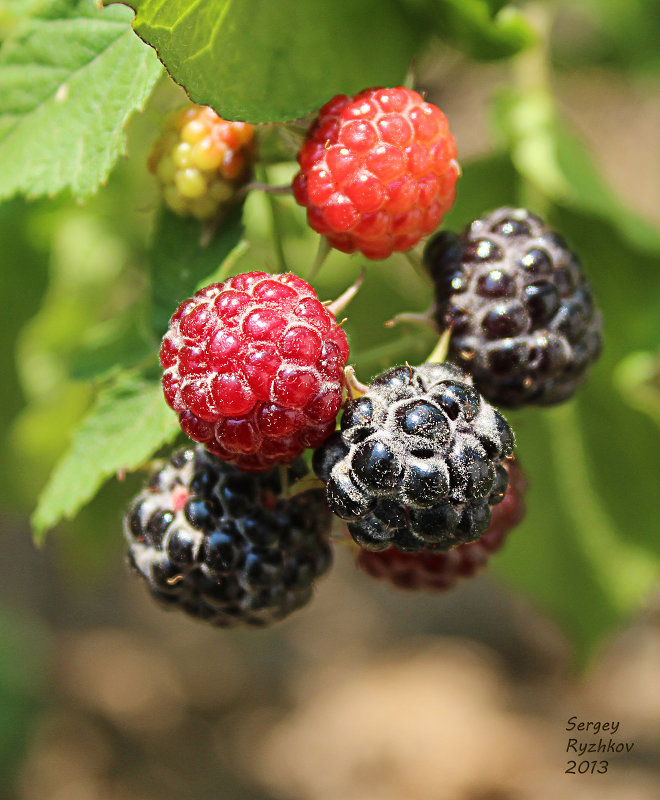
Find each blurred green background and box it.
[1,0,660,797]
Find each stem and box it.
[344,366,369,399]
[257,164,287,272]
[385,306,436,331]
[509,2,557,217]
[237,181,293,197]
[308,236,331,280]
[357,331,434,369]
[424,325,453,365]
[287,475,325,497]
[326,269,365,316]
[402,249,431,284]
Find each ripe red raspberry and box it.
[292,87,459,260]
[160,272,349,471]
[356,459,526,591]
[148,104,255,220]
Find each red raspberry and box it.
[356,459,526,591]
[160,272,349,471]
[292,87,459,260]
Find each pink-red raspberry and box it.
[160,272,349,471]
[292,87,459,260]
[357,459,526,591]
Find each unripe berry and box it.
[149,104,255,220]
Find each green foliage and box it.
[31,371,179,542]
[0,199,49,507]
[111,0,420,122]
[400,0,536,61]
[108,0,534,123]
[0,0,161,201]
[0,608,49,780]
[150,204,244,336]
[493,87,660,254]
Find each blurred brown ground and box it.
[4,53,660,800]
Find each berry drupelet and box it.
[160,272,349,471]
[313,362,514,552]
[357,458,526,591]
[425,207,602,407]
[148,104,255,220]
[124,446,333,627]
[293,87,459,259]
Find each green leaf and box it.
[150,203,244,337]
[443,152,519,230]
[399,0,536,61]
[615,351,660,431]
[493,88,660,253]
[66,312,156,380]
[108,0,420,122]
[497,404,658,667]
[31,371,178,542]
[495,209,660,664]
[0,0,162,201]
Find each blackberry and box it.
[425,207,602,406]
[312,362,514,552]
[124,446,332,627]
[357,458,526,591]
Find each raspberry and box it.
[312,362,514,552]
[148,104,255,220]
[357,458,526,591]
[124,446,333,627]
[160,271,349,471]
[425,207,603,407]
[293,87,459,260]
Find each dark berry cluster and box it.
[356,458,526,590]
[313,362,514,552]
[124,446,332,627]
[425,207,602,406]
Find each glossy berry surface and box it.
[312,362,514,552]
[425,207,602,407]
[148,104,255,220]
[293,87,459,259]
[124,446,333,627]
[357,458,526,591]
[161,271,349,471]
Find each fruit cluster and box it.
[148,104,255,220]
[126,89,602,627]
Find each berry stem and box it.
[286,475,326,497]
[510,2,556,217]
[326,269,365,317]
[424,325,453,365]
[385,306,437,331]
[257,165,288,272]
[402,249,431,285]
[357,330,435,370]
[237,181,294,197]
[403,60,417,91]
[308,236,332,280]
[195,239,249,288]
[344,365,369,399]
